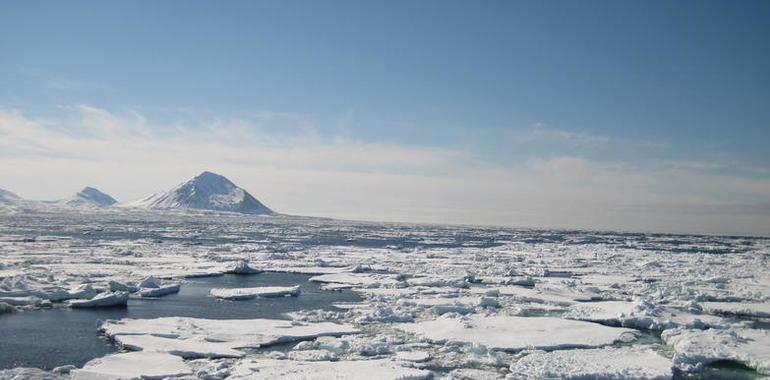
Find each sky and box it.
[1,0,769,236]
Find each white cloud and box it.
[1,106,769,236]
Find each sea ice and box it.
[116,334,245,358]
[138,283,180,297]
[309,272,401,287]
[567,298,733,330]
[70,351,192,380]
[0,368,59,380]
[507,346,673,379]
[224,260,262,275]
[2,207,769,378]
[69,291,128,308]
[107,280,138,293]
[395,350,431,363]
[398,315,638,352]
[0,296,42,307]
[100,317,359,356]
[702,302,770,318]
[209,285,300,300]
[135,276,181,297]
[226,358,432,380]
[662,327,770,374]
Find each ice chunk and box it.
[68,284,99,299]
[101,317,359,356]
[355,306,414,324]
[469,286,580,306]
[287,349,339,361]
[71,351,192,380]
[0,368,59,380]
[309,272,400,287]
[508,346,673,379]
[446,368,503,380]
[138,276,161,288]
[48,284,99,302]
[0,296,42,306]
[225,260,262,275]
[227,358,432,380]
[702,302,770,318]
[116,334,244,358]
[0,302,17,313]
[565,300,668,329]
[398,315,637,352]
[69,291,128,308]
[662,327,770,374]
[108,280,138,293]
[566,300,725,330]
[209,285,300,300]
[430,305,474,315]
[395,350,431,363]
[138,283,180,297]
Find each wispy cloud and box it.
[19,68,111,93]
[516,123,670,151]
[524,123,611,148]
[1,106,769,236]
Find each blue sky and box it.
[1,1,769,235]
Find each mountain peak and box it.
[189,171,235,188]
[0,188,21,204]
[66,186,118,207]
[197,171,222,178]
[127,172,273,215]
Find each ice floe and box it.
[565,300,726,330]
[508,346,673,379]
[309,272,401,287]
[224,260,262,275]
[209,285,300,300]
[662,327,770,374]
[69,291,128,308]
[71,351,192,380]
[398,315,638,352]
[0,367,60,380]
[226,358,432,380]
[100,317,359,358]
[702,301,770,318]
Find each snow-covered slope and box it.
[0,188,21,205]
[64,187,118,207]
[125,171,273,215]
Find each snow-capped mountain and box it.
[63,187,118,207]
[126,171,273,214]
[0,188,21,204]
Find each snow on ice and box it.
[0,205,768,378]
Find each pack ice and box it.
[0,204,768,379]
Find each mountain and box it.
[64,187,118,207]
[0,188,21,204]
[126,171,273,214]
